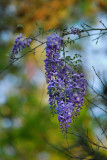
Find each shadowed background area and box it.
[0,0,107,160]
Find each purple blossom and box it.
[44,33,63,83]
[56,101,74,132]
[10,33,32,63]
[44,33,87,133]
[70,26,81,35]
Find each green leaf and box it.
[35,21,39,26]
[65,56,71,61]
[6,54,10,57]
[16,24,24,28]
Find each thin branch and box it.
[92,66,106,88]
[87,82,107,101]
[0,42,46,76]
[64,28,107,36]
[81,24,90,36]
[83,23,93,29]
[96,135,105,148]
[99,20,107,29]
[73,32,107,42]
[96,30,102,44]
[68,129,107,150]
[85,97,107,114]
[0,28,107,77]
[89,107,107,139]
[43,136,91,160]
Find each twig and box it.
[85,97,107,114]
[92,66,105,88]
[0,42,46,76]
[99,20,107,29]
[81,24,90,36]
[90,107,107,139]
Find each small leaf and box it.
[35,21,39,26]
[6,54,10,57]
[65,56,71,61]
[16,24,24,28]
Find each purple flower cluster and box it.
[70,26,81,35]
[10,33,32,63]
[56,72,87,132]
[44,33,87,132]
[44,33,63,83]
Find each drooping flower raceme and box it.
[44,33,63,113]
[10,33,32,63]
[44,33,63,82]
[44,33,87,132]
[56,70,87,132]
